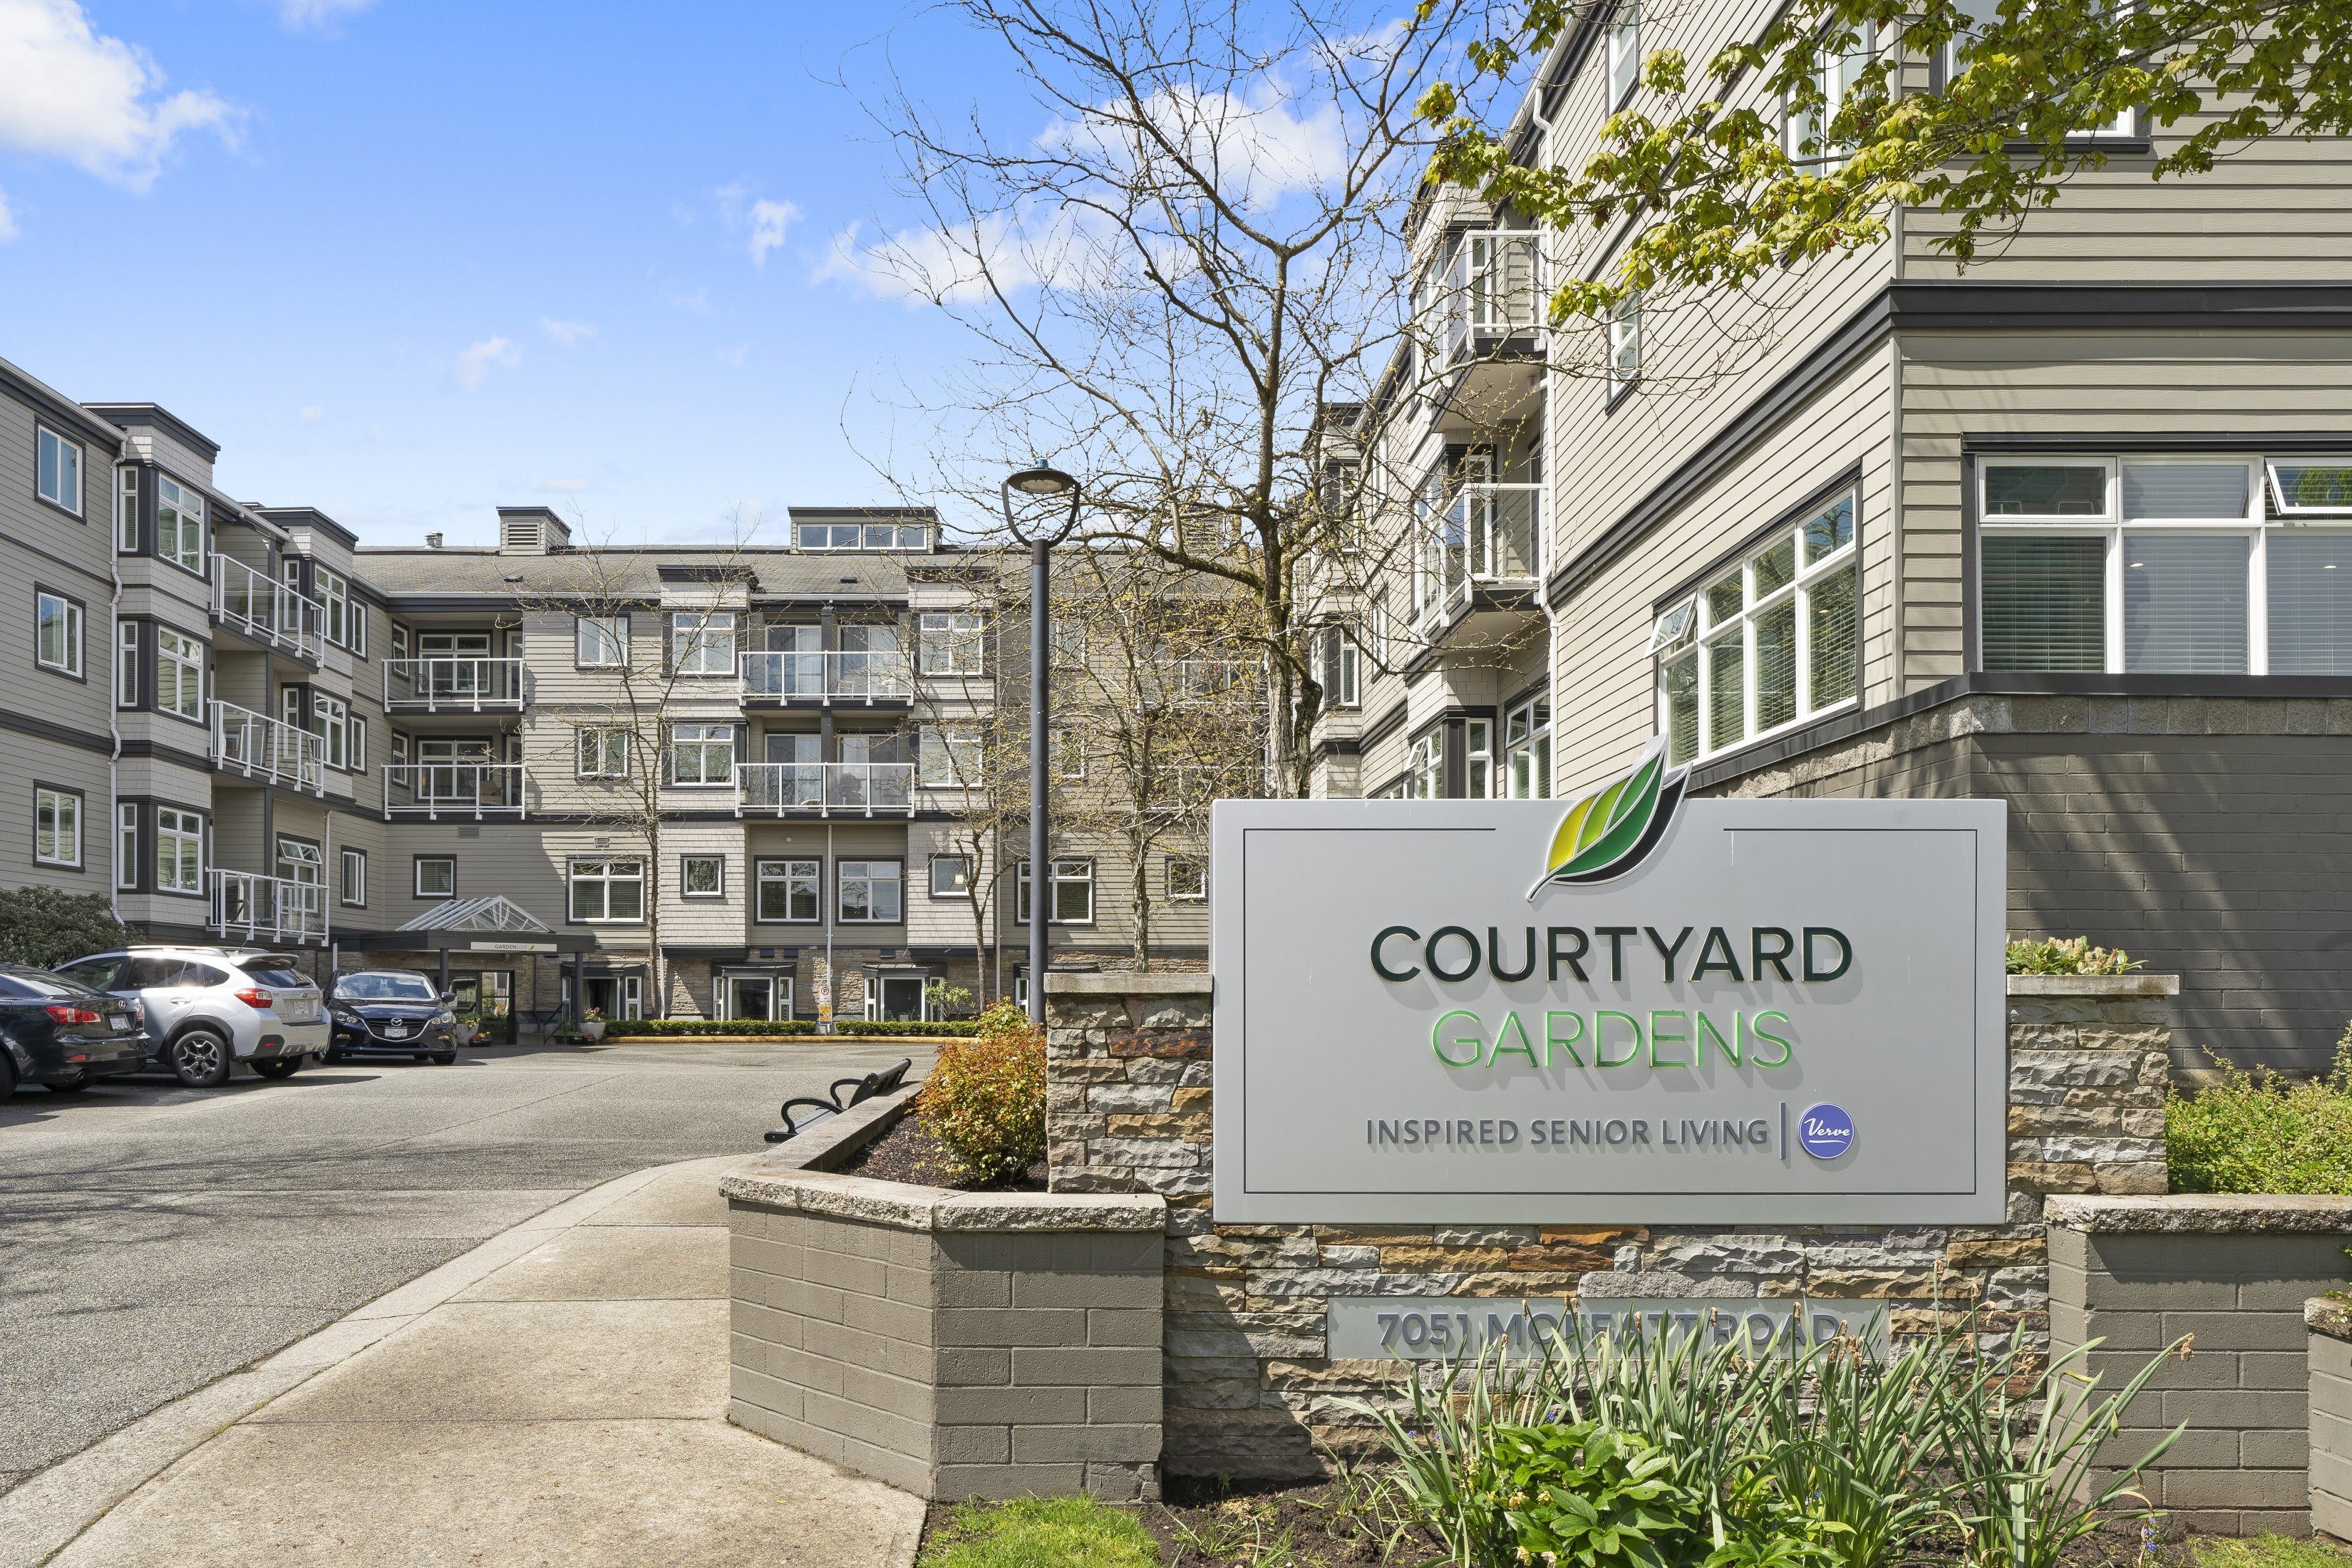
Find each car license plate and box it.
[282,999,319,1023]
[382,1022,410,1038]
[109,1014,130,1032]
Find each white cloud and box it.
[297,403,324,421]
[540,477,589,493]
[455,336,519,390]
[0,0,237,192]
[747,198,800,267]
[538,316,597,346]
[0,190,16,243]
[1041,83,1347,210]
[278,0,375,28]
[815,210,1091,308]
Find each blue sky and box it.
[0,0,1023,547]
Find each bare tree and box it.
[842,0,1545,796]
[512,527,758,1020]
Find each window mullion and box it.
[2105,527,2125,674]
[2249,526,2270,676]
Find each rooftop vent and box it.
[497,507,571,555]
[425,532,444,549]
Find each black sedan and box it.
[324,971,459,1063]
[0,965,148,1096]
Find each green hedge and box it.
[599,1017,981,1038]
[2168,1031,2352,1193]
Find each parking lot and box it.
[0,1036,932,1495]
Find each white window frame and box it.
[34,787,81,867]
[36,425,83,516]
[1407,732,1443,799]
[117,620,139,708]
[415,855,455,899]
[918,611,985,676]
[1606,294,1642,398]
[1014,857,1095,926]
[577,726,630,778]
[1658,486,1861,765]
[1607,0,1641,108]
[2266,458,2352,517]
[313,691,351,770]
[349,713,367,772]
[576,614,628,667]
[117,804,138,890]
[1048,727,1086,780]
[36,589,83,677]
[1784,21,1879,166]
[156,805,203,893]
[315,565,351,649]
[670,611,736,676]
[754,857,822,923]
[1976,454,2281,675]
[1465,717,1495,798]
[568,857,646,923]
[669,722,734,785]
[836,858,904,924]
[1504,696,1553,799]
[340,847,367,907]
[928,854,972,899]
[1319,624,1360,708]
[157,626,203,720]
[918,723,984,787]
[1165,854,1207,902]
[680,855,726,899]
[155,475,205,574]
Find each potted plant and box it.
[579,1006,607,1042]
[449,1010,480,1047]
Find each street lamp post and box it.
[1001,463,1082,1023]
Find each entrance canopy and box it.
[339,894,594,954]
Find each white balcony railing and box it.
[211,701,325,793]
[211,555,326,661]
[383,656,526,712]
[738,649,914,704]
[1440,232,1543,363]
[734,762,916,817]
[210,869,326,944]
[384,763,527,818]
[1420,483,1544,621]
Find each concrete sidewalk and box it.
[3,1156,925,1568]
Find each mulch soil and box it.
[832,1109,1048,1192]
[921,1479,2229,1567]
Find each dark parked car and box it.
[325,971,459,1063]
[0,965,148,1097]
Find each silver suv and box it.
[53,948,329,1088]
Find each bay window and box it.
[1977,454,2352,676]
[1504,696,1552,798]
[156,476,205,573]
[157,807,202,892]
[158,627,203,720]
[1656,488,1859,765]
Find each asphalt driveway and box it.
[0,1036,931,1495]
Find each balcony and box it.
[738,649,913,706]
[212,556,325,662]
[210,869,326,945]
[383,657,526,713]
[212,701,325,794]
[1136,659,1261,707]
[1437,232,1543,366]
[1413,483,1545,651]
[385,763,528,819]
[734,762,916,817]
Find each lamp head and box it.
[1006,465,1077,498]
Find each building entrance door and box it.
[453,971,515,1043]
[728,976,774,1021]
[880,975,925,1023]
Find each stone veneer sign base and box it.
[722,1087,1170,1502]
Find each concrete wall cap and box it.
[2004,974,2180,998]
[2308,1296,2352,1341]
[2046,1193,2352,1232]
[723,1168,1167,1233]
[1045,973,1214,997]
[934,1192,1167,1232]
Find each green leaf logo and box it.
[1528,738,1688,897]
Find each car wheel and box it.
[432,1051,457,1065]
[48,1077,89,1094]
[169,1028,234,1089]
[320,1045,344,1064]
[252,1059,300,1080]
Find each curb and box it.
[0,1155,751,1568]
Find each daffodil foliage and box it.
[1418,0,2352,317]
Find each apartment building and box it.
[1319,6,2352,1073]
[1,353,1220,1033]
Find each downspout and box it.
[1530,97,1562,790]
[108,545,123,920]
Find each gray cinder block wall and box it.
[2047,1195,2352,1536]
[1046,972,2172,1481]
[2310,1299,2352,1542]
[721,1088,1169,1501]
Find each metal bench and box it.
[764,1057,914,1144]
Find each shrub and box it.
[2005,935,2143,976]
[2168,1029,2352,1194]
[0,887,134,969]
[596,1017,982,1038]
[916,1001,1047,1183]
